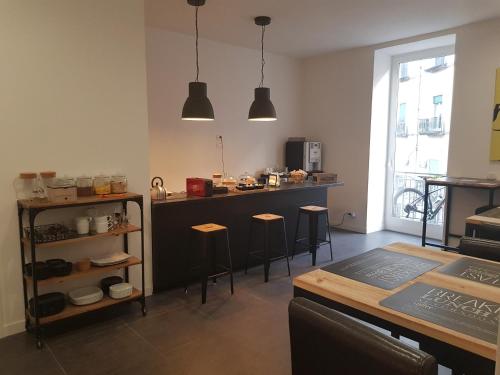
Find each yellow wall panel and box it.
[490,131,500,160]
[493,69,500,131]
[489,69,500,159]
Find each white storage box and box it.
[69,286,103,306]
[109,283,133,299]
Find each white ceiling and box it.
[145,0,500,58]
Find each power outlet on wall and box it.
[347,211,356,219]
[216,135,223,148]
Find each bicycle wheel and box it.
[393,188,433,220]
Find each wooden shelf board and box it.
[18,192,142,210]
[23,224,141,249]
[30,288,142,325]
[25,256,141,286]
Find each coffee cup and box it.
[94,215,113,233]
[75,216,92,235]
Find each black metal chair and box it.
[245,213,290,282]
[292,205,333,266]
[288,297,438,375]
[185,223,234,304]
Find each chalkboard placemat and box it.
[321,248,442,290]
[438,258,500,288]
[380,282,499,344]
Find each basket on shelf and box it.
[24,224,78,244]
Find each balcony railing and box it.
[396,121,408,137]
[418,117,445,136]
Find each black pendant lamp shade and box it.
[249,16,276,122]
[182,82,214,121]
[248,87,276,121]
[182,0,214,121]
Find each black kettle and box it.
[150,177,167,200]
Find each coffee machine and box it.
[285,141,322,172]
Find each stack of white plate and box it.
[69,286,103,306]
[90,252,131,267]
[109,283,133,299]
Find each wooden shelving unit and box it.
[29,288,142,325]
[18,193,146,349]
[25,256,142,287]
[22,224,141,249]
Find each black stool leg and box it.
[292,211,301,259]
[309,213,319,266]
[281,218,291,277]
[245,220,254,274]
[200,235,210,304]
[211,235,217,284]
[326,212,333,261]
[264,222,270,282]
[224,229,234,295]
[184,229,193,294]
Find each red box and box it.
[186,178,213,197]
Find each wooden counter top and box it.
[152,181,344,205]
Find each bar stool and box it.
[245,213,291,282]
[293,206,333,266]
[185,223,234,304]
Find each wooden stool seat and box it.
[253,213,284,221]
[191,223,227,233]
[300,205,328,213]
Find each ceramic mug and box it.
[75,216,92,235]
[94,215,113,233]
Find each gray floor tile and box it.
[0,230,455,375]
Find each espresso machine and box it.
[285,140,322,172]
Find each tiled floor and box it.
[1,230,453,375]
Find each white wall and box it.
[302,48,375,232]
[302,17,500,234]
[147,28,303,190]
[0,0,150,338]
[447,18,500,234]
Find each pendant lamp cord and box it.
[195,6,200,82]
[260,24,266,87]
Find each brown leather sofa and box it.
[288,297,438,375]
[458,236,500,262]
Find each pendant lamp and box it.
[248,16,276,122]
[182,0,214,121]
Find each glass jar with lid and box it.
[111,175,127,194]
[13,172,38,200]
[76,176,93,197]
[40,171,56,189]
[94,175,111,195]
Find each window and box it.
[399,63,409,81]
[433,95,443,105]
[435,56,445,66]
[396,103,408,137]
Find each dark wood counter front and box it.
[152,182,343,292]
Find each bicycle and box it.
[393,186,446,221]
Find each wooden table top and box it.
[425,176,500,188]
[466,207,500,226]
[293,242,500,360]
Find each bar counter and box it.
[151,182,343,292]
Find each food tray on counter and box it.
[235,184,266,191]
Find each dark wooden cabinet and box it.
[151,183,342,292]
